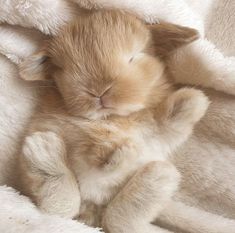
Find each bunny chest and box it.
[70,119,168,206]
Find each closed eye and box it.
[129,56,134,63]
[128,52,144,63]
[101,85,112,97]
[86,90,97,98]
[86,85,112,98]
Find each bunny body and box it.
[19,9,209,232]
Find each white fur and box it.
[20,88,209,232]
[103,162,180,233]
[23,131,81,218]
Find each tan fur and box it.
[18,10,208,233]
[20,10,199,119]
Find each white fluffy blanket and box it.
[0,186,101,233]
[0,0,235,233]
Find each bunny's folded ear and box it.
[148,22,199,58]
[19,50,51,81]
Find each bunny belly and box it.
[76,129,168,206]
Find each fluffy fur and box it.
[0,1,235,233]
[0,186,101,233]
[18,10,209,233]
[19,10,199,120]
[1,0,235,96]
[75,0,235,96]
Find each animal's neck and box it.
[145,72,173,109]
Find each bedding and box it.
[0,0,235,232]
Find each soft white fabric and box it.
[0,37,100,233]
[0,0,74,35]
[0,186,101,233]
[0,0,235,232]
[0,25,45,64]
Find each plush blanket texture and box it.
[0,0,235,232]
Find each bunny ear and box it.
[147,22,199,57]
[19,49,51,81]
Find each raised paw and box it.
[136,161,180,199]
[22,131,66,176]
[213,57,235,96]
[166,88,210,124]
[22,131,81,219]
[38,174,81,219]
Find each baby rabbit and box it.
[19,9,209,233]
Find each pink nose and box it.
[100,95,111,108]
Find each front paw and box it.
[22,131,66,174]
[166,88,210,124]
[39,175,81,219]
[138,161,180,197]
[218,57,235,96]
[22,131,81,219]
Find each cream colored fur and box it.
[0,1,235,233]
[75,0,235,96]
[22,131,81,218]
[1,0,235,97]
[20,88,209,232]
[18,11,210,232]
